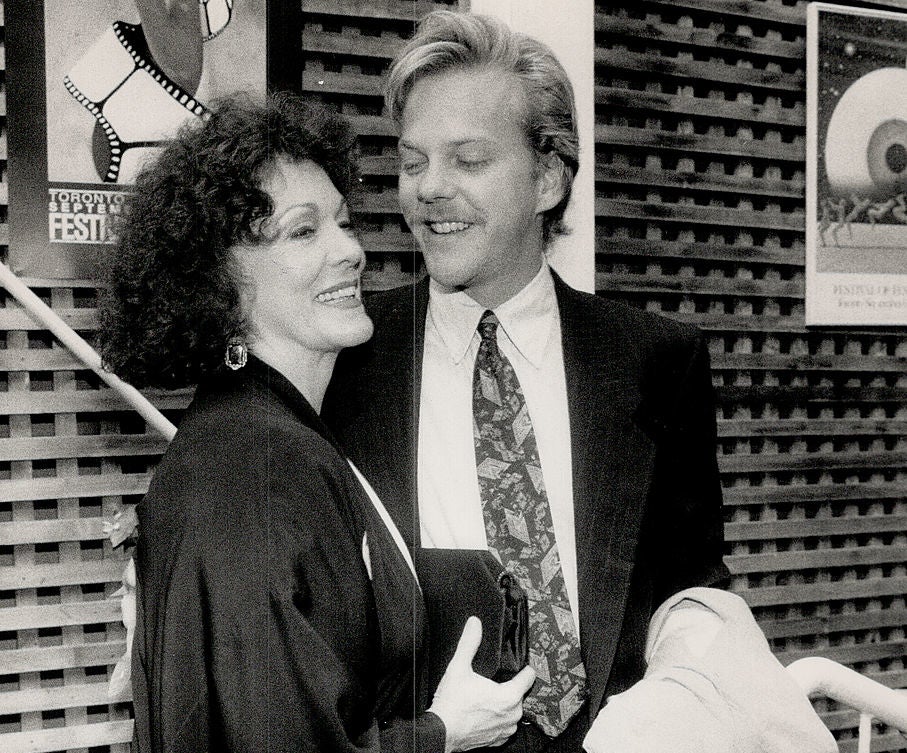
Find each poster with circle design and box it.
[807,2,907,325]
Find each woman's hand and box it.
[428,616,536,752]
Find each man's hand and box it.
[429,616,536,752]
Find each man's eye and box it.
[401,160,426,176]
[457,157,489,170]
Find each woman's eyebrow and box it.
[272,203,319,224]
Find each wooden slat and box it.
[760,608,907,641]
[716,419,907,438]
[0,518,109,546]
[596,237,805,267]
[2,720,133,753]
[714,385,907,404]
[0,600,122,631]
[727,545,907,575]
[12,279,102,289]
[666,311,904,336]
[0,433,169,462]
[727,514,907,543]
[1,641,126,674]
[597,124,804,162]
[300,0,453,22]
[0,559,127,590]
[711,352,907,373]
[597,271,804,298]
[777,640,907,668]
[596,86,805,128]
[0,388,192,416]
[359,155,398,175]
[595,13,804,60]
[634,0,805,27]
[0,308,98,331]
[301,69,383,97]
[349,114,397,137]
[596,47,805,91]
[723,482,907,507]
[718,450,907,474]
[739,577,907,609]
[302,29,402,59]
[0,681,112,715]
[0,348,89,371]
[839,732,907,753]
[596,162,803,199]
[0,472,151,503]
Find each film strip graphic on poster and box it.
[6,0,276,279]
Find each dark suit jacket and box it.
[132,356,444,753]
[324,273,729,727]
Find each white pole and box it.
[0,261,178,441]
[788,657,907,735]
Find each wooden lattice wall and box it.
[1,1,906,752]
[596,1,906,751]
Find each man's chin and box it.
[421,267,474,295]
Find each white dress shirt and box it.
[417,262,580,629]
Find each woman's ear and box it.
[534,152,569,214]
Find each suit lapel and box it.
[362,280,429,547]
[554,276,655,717]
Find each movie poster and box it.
[806,3,907,325]
[7,0,274,278]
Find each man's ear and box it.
[535,152,569,214]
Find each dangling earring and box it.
[224,338,247,370]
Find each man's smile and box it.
[427,221,473,234]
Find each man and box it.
[324,10,728,752]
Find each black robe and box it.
[131,356,444,752]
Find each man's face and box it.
[397,66,563,308]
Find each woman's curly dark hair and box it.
[98,93,359,389]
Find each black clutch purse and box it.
[415,548,529,694]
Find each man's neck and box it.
[460,256,546,310]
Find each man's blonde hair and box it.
[385,10,579,241]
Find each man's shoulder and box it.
[556,279,703,354]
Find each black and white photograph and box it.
[1,2,906,753]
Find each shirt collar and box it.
[427,261,558,367]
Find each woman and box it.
[99,94,531,753]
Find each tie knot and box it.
[477,310,498,343]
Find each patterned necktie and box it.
[472,310,586,737]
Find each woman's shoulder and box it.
[141,372,352,538]
[178,368,338,458]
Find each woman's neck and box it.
[248,339,337,414]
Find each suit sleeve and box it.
[649,331,728,604]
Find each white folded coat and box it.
[583,588,838,753]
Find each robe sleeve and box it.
[135,428,386,753]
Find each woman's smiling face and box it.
[234,157,373,357]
